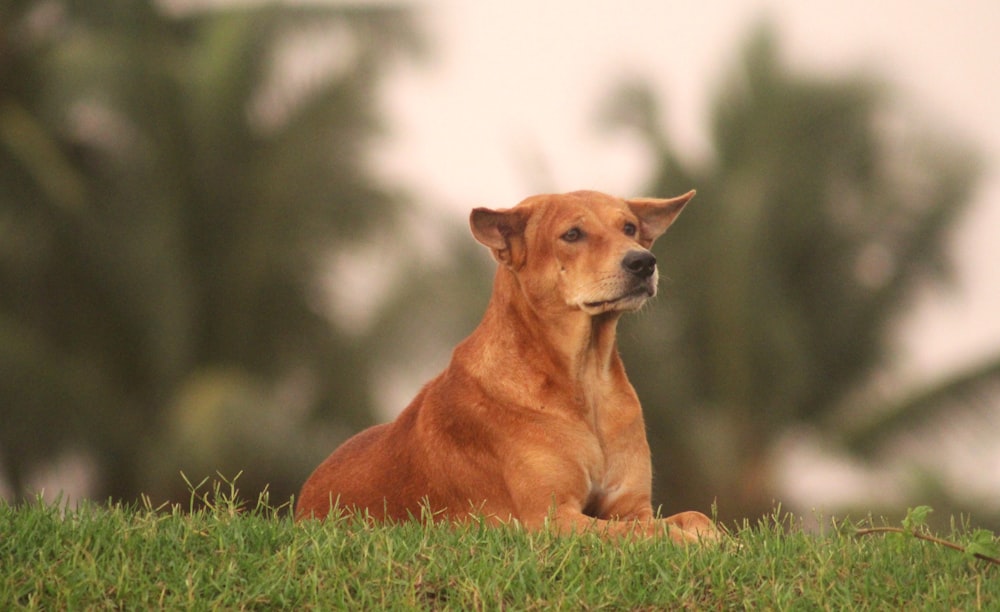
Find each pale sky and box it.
[378,0,1000,387]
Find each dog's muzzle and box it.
[621,250,656,279]
[620,250,658,300]
[581,250,658,312]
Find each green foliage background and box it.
[603,27,999,521]
[0,0,421,502]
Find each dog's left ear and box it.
[470,207,527,266]
[626,190,696,247]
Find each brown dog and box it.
[296,190,715,542]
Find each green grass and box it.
[2,482,997,610]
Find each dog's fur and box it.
[295,190,715,542]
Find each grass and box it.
[2,478,998,610]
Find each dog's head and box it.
[470,190,694,316]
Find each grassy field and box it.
[2,480,998,610]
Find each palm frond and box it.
[842,354,1000,454]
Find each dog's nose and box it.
[622,250,657,278]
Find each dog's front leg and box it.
[597,493,717,543]
[523,504,715,544]
[562,509,713,544]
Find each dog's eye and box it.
[623,222,638,237]
[561,227,583,243]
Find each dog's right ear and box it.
[626,190,695,248]
[470,207,527,266]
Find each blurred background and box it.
[2,0,999,528]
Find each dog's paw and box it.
[665,510,719,544]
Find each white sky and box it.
[378,0,1000,385]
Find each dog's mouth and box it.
[583,285,655,312]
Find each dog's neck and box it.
[462,267,626,392]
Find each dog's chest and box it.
[575,388,642,497]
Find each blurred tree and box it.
[0,0,421,503]
[601,26,1000,521]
